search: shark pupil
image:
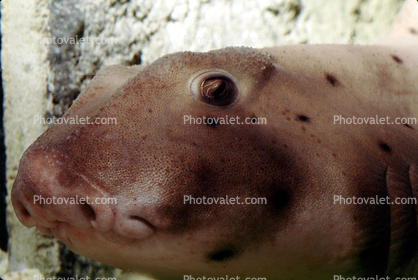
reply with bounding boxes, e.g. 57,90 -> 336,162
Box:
200,76 -> 236,106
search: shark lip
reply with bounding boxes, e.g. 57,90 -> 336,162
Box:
99,230 -> 137,244
46,221 -> 140,245
33,214 -> 153,245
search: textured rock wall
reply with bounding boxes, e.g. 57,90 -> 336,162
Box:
1,0 -> 403,279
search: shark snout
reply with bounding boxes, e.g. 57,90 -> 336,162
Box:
11,146 -> 155,243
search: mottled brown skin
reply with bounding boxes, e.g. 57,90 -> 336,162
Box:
11,0 -> 418,279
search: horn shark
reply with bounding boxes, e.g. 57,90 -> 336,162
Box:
11,0 -> 418,279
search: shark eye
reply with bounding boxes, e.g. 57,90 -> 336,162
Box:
190,72 -> 238,106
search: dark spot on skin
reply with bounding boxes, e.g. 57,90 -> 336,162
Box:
270,189 -> 290,211
283,144 -> 288,149
297,115 -> 310,122
326,73 -> 339,87
332,153 -> 337,158
410,28 -> 417,35
316,139 -> 321,144
148,108 -> 153,113
342,171 -> 347,176
310,134 -> 315,138
404,123 -> 413,129
391,55 -> 403,64
378,141 -> 391,153
250,114 -> 259,124
207,245 -> 238,262
286,116 -> 291,121
205,117 -> 218,127
301,126 -> 306,132
315,153 -> 320,157
195,162 -> 216,183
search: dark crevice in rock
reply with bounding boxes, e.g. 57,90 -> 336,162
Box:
0,6 -> 9,252
47,0 -> 98,120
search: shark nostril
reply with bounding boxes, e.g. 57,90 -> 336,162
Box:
80,203 -> 96,221
14,199 -> 30,217
17,202 -> 32,219
130,215 -> 156,229
12,199 -> 37,227
21,206 -> 31,218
